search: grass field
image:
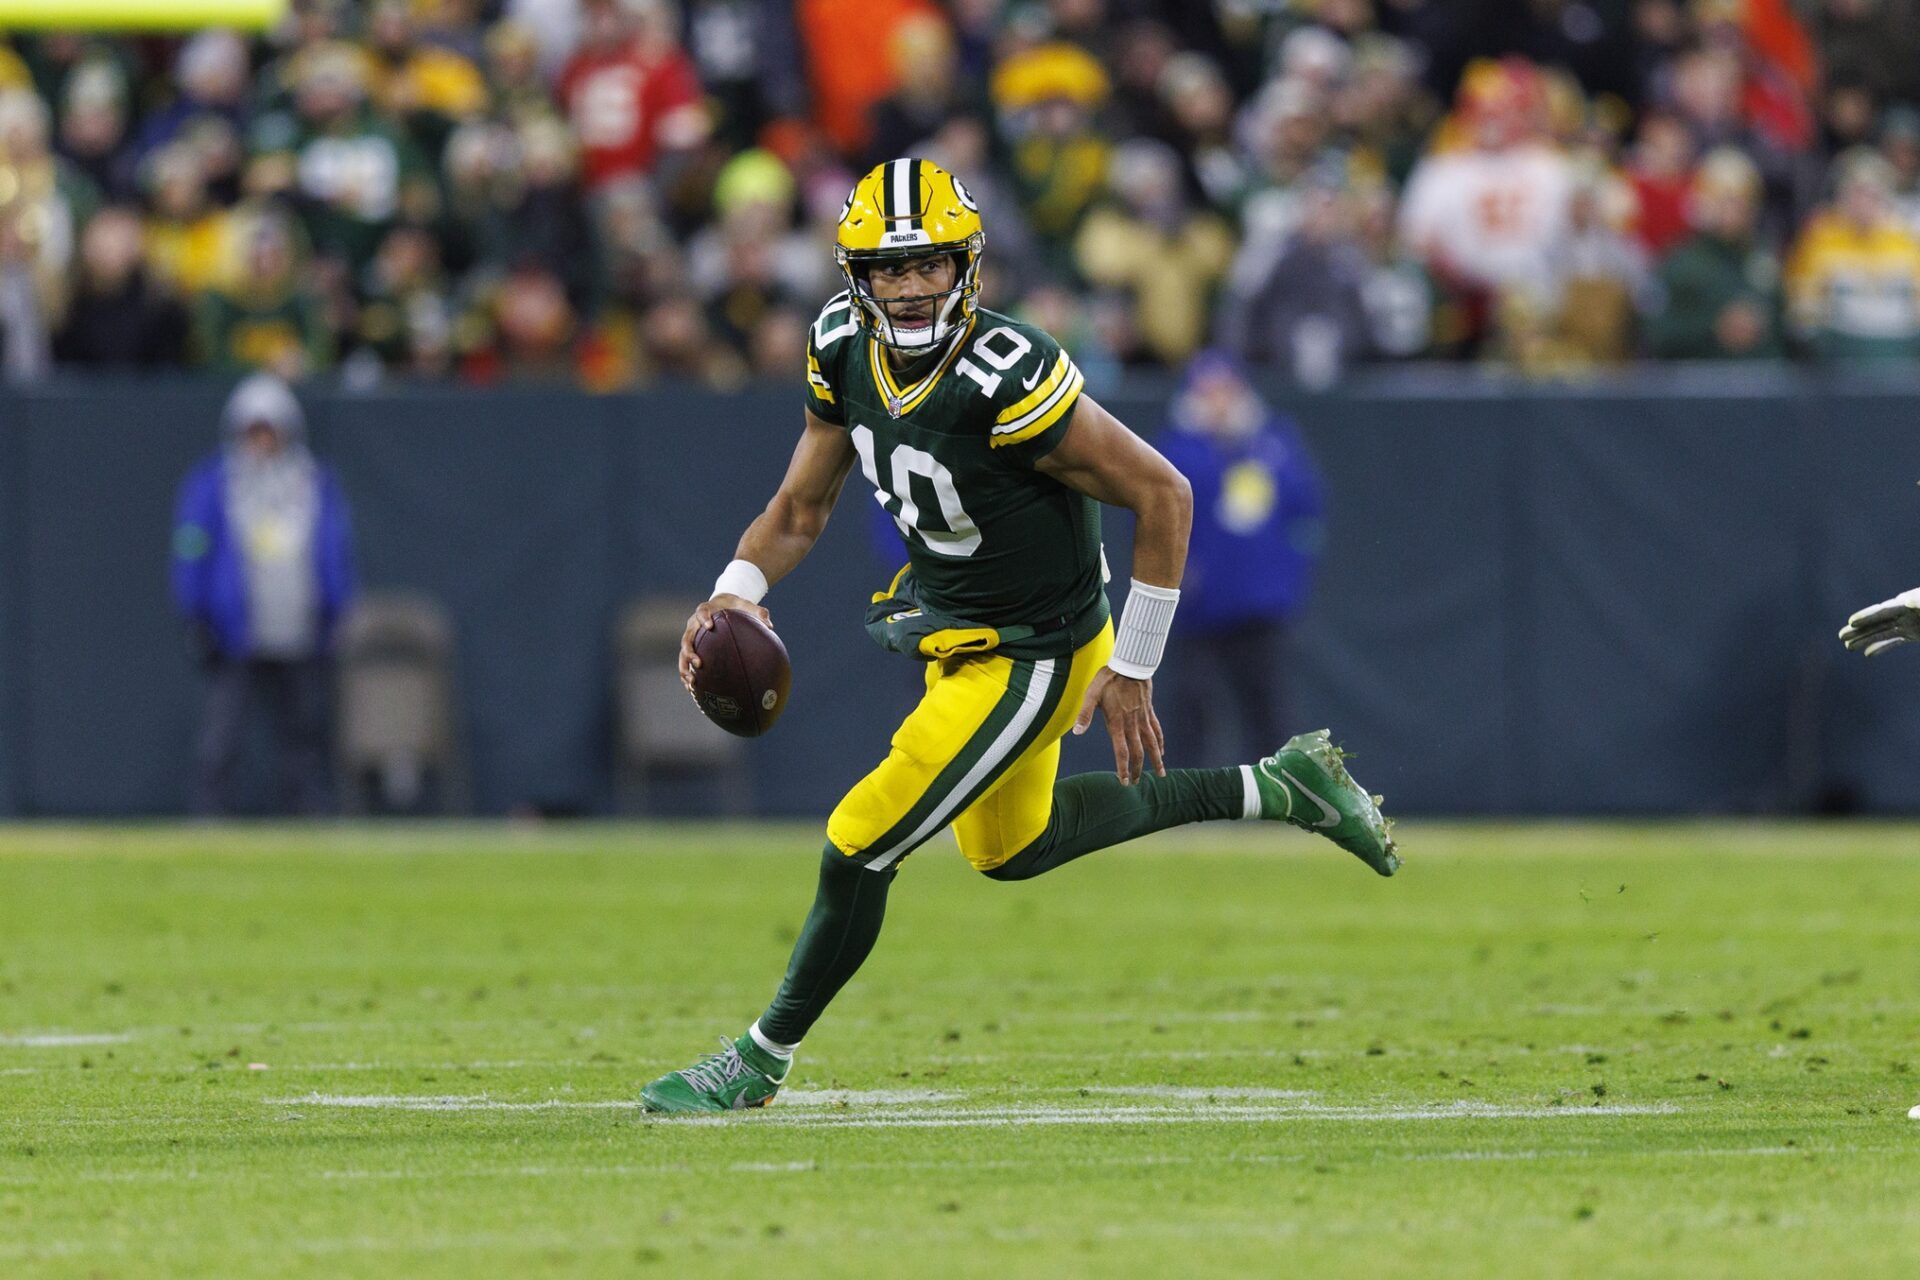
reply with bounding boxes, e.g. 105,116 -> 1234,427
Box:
1,821 -> 1917,1278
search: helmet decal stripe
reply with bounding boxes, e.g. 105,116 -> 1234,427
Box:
891,157 -> 911,225
908,158 -> 924,229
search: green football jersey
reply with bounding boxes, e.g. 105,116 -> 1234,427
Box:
804,296 -> 1108,649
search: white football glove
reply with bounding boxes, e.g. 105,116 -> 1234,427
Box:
1840,587 -> 1920,656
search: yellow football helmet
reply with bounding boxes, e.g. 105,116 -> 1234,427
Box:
834,157 -> 986,352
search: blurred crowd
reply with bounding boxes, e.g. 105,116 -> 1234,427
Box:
3,0 -> 1920,389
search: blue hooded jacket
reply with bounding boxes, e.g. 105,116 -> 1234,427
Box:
1154,351 -> 1325,631
171,375 -> 356,658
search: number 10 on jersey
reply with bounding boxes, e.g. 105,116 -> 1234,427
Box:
851,425 -> 982,558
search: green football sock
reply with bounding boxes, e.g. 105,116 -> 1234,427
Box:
755,769 -> 1244,1040
756,845 -> 896,1046
984,767 -> 1246,882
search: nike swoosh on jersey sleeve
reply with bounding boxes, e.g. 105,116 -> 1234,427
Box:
990,354 -> 1083,447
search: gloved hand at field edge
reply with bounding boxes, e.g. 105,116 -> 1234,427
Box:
1839,587 -> 1920,656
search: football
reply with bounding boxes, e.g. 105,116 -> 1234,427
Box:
690,608 -> 792,737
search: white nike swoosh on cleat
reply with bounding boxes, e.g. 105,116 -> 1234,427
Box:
1261,761 -> 1341,828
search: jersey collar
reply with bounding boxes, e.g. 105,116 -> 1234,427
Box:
868,316 -> 976,419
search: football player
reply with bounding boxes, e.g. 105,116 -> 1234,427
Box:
641,159 -> 1398,1114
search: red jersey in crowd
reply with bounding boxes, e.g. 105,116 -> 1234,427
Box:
1629,170 -> 1694,256
559,37 -> 702,189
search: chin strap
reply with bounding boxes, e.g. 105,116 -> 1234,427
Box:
926,287 -> 966,346
844,249 -> 979,351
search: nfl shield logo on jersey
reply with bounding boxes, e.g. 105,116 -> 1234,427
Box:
886,390 -> 905,418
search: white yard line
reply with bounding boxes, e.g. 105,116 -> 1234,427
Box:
0,1059 -> 588,1076
271,1094 -> 634,1112
1081,1086 -> 1315,1100
1033,1008 -> 1345,1024
922,1042 -> 1713,1064
269,1089 -> 1678,1129
269,1087 -> 963,1112
0,1032 -> 133,1047
248,1060 -> 560,1073
0,1044 -> 1754,1075
927,1048 -> 1322,1064
1411,1145 -> 1809,1164
0,1018 -> 528,1041
780,1088 -> 966,1106
666,1102 -> 1681,1130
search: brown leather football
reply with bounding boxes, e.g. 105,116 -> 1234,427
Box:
690,608 -> 792,737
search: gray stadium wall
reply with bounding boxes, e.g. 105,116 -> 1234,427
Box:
2,368 -> 1919,819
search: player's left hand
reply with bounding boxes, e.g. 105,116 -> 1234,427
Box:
1840,587 -> 1920,656
1073,668 -> 1165,785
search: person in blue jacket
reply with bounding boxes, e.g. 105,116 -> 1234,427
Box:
172,373 -> 356,815
1155,349 -> 1326,766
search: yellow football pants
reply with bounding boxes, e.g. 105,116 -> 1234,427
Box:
826,622 -> 1115,872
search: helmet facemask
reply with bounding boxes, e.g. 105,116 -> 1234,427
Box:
837,235 -> 985,353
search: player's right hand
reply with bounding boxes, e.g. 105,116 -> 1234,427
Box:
680,596 -> 773,689
1839,587 -> 1920,657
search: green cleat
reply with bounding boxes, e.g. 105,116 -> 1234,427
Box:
1253,729 -> 1400,877
640,1035 -> 789,1114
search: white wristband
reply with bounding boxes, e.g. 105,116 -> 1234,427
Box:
1108,578 -> 1179,680
712,558 -> 769,604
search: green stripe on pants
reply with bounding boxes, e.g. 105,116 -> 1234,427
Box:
862,655 -> 1067,871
